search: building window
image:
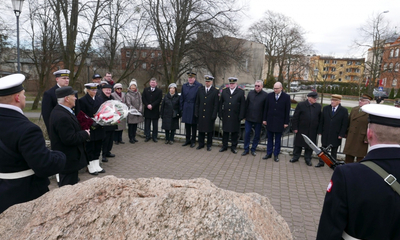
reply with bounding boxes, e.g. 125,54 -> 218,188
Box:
389,63 -> 394,71
345,76 -> 351,80
395,63 -> 399,72
126,51 -> 130,58
396,49 -> 399,58
355,69 -> 360,73
339,71 -> 343,75
142,52 -> 147,58
151,52 -> 155,58
354,76 -> 359,81
331,67 -> 336,72
323,67 -> 328,71
346,68 -> 351,72
392,79 -> 397,87
340,64 -> 344,67
133,51 -> 137,58
332,60 -> 337,64
331,75 -> 336,79
142,63 -> 146,69
158,53 -> 161,58
390,49 -> 394,58
151,64 -> 154,69
384,63 -> 388,71
355,61 -> 361,65
324,60 -> 330,64
347,61 -> 352,65
322,74 -> 327,79
338,78 -> 342,82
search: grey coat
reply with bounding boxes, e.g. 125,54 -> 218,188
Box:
111,91 -> 127,131
125,89 -> 144,124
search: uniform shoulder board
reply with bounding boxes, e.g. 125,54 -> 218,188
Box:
215,87 -> 219,90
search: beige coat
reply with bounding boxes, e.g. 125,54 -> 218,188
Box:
124,89 -> 144,124
111,91 -> 127,131
343,106 -> 369,157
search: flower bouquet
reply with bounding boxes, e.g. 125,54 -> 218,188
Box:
93,100 -> 129,126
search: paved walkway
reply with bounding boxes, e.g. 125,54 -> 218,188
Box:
49,132 -> 333,240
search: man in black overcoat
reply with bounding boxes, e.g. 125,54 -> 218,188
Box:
142,78 -> 163,142
242,80 -> 268,157
218,77 -> 245,154
317,104 -> 400,239
316,94 -> 348,167
0,74 -> 66,214
195,75 -> 219,151
41,69 -> 80,134
290,92 -> 321,166
49,87 -> 90,187
262,82 -> 291,162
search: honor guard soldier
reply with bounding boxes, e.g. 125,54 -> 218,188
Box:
317,104 -> 400,239
395,99 -> 400,108
195,75 -> 219,151
218,77 -> 245,154
0,74 -> 66,213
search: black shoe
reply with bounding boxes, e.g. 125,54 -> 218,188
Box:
262,154 -> 272,160
101,157 -> 108,162
169,141 -> 174,145
98,169 -> 106,173
219,147 -> 227,152
305,160 -> 312,166
114,141 -> 119,145
190,143 -> 196,148
231,148 -> 237,154
153,138 -> 158,143
106,153 -> 115,158
145,138 -> 150,142
241,151 -> 249,156
165,140 -> 169,144
133,138 -> 138,142
119,141 -> 125,144
251,151 -> 256,156
89,171 -> 98,176
129,139 -> 134,144
274,155 -> 279,162
182,142 -> 190,146
290,158 -> 299,163
207,147 -> 212,151
315,162 -> 324,168
196,145 -> 204,150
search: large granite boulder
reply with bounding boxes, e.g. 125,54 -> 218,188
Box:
0,176 -> 292,239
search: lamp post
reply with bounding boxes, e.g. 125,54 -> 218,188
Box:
11,0 -> 25,73
85,57 -> 91,83
313,68 -> 319,91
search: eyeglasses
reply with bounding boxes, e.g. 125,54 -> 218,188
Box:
116,88 -> 122,90
255,85 -> 261,87
273,88 -> 281,90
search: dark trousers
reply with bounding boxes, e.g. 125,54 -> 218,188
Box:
243,120 -> 262,152
128,123 -> 138,141
86,140 -> 102,161
345,154 -> 364,163
185,123 -> 197,144
102,131 -> 114,156
113,130 -> 123,142
318,146 -> 338,165
267,131 -> 282,156
293,146 -> 313,161
145,118 -> 158,140
222,131 -> 238,149
165,130 -> 176,141
198,131 -> 213,147
59,172 -> 79,187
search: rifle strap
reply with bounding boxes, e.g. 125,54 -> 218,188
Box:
361,161 -> 400,196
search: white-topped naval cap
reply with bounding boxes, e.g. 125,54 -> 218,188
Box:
53,69 -> 70,77
84,83 -> 98,89
362,104 -> 400,127
0,74 -> 25,96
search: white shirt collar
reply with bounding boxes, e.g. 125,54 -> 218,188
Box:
368,144 -> 400,152
58,103 -> 74,115
0,103 -> 24,115
230,87 -> 236,94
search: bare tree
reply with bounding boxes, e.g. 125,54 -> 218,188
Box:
143,0 -> 243,85
49,0 -> 109,87
249,10 -> 312,87
353,11 -> 396,94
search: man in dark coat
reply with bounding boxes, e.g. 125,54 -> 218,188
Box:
49,87 -> 90,187
343,93 -> 372,163
316,94 -> 348,167
142,78 -> 163,142
262,82 -> 291,162
180,72 -> 203,148
195,75 -> 219,151
242,80 -> 268,157
219,77 -> 245,154
290,92 -> 321,166
317,104 -> 400,240
41,69 -> 80,134
0,74 -> 66,214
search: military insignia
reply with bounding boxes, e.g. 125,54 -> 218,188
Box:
327,180 -> 333,192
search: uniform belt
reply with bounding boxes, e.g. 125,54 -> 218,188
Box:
0,169 -> 35,179
342,231 -> 362,240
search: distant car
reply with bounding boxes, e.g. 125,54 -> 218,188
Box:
299,85 -> 309,90
373,88 -> 388,98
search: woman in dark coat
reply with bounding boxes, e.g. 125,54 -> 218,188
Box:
160,83 -> 181,144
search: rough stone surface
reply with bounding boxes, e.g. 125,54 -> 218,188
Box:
0,176 -> 292,240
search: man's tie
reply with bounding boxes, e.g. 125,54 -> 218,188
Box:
206,88 -> 208,94
275,94 -> 278,101
332,107 -> 335,115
